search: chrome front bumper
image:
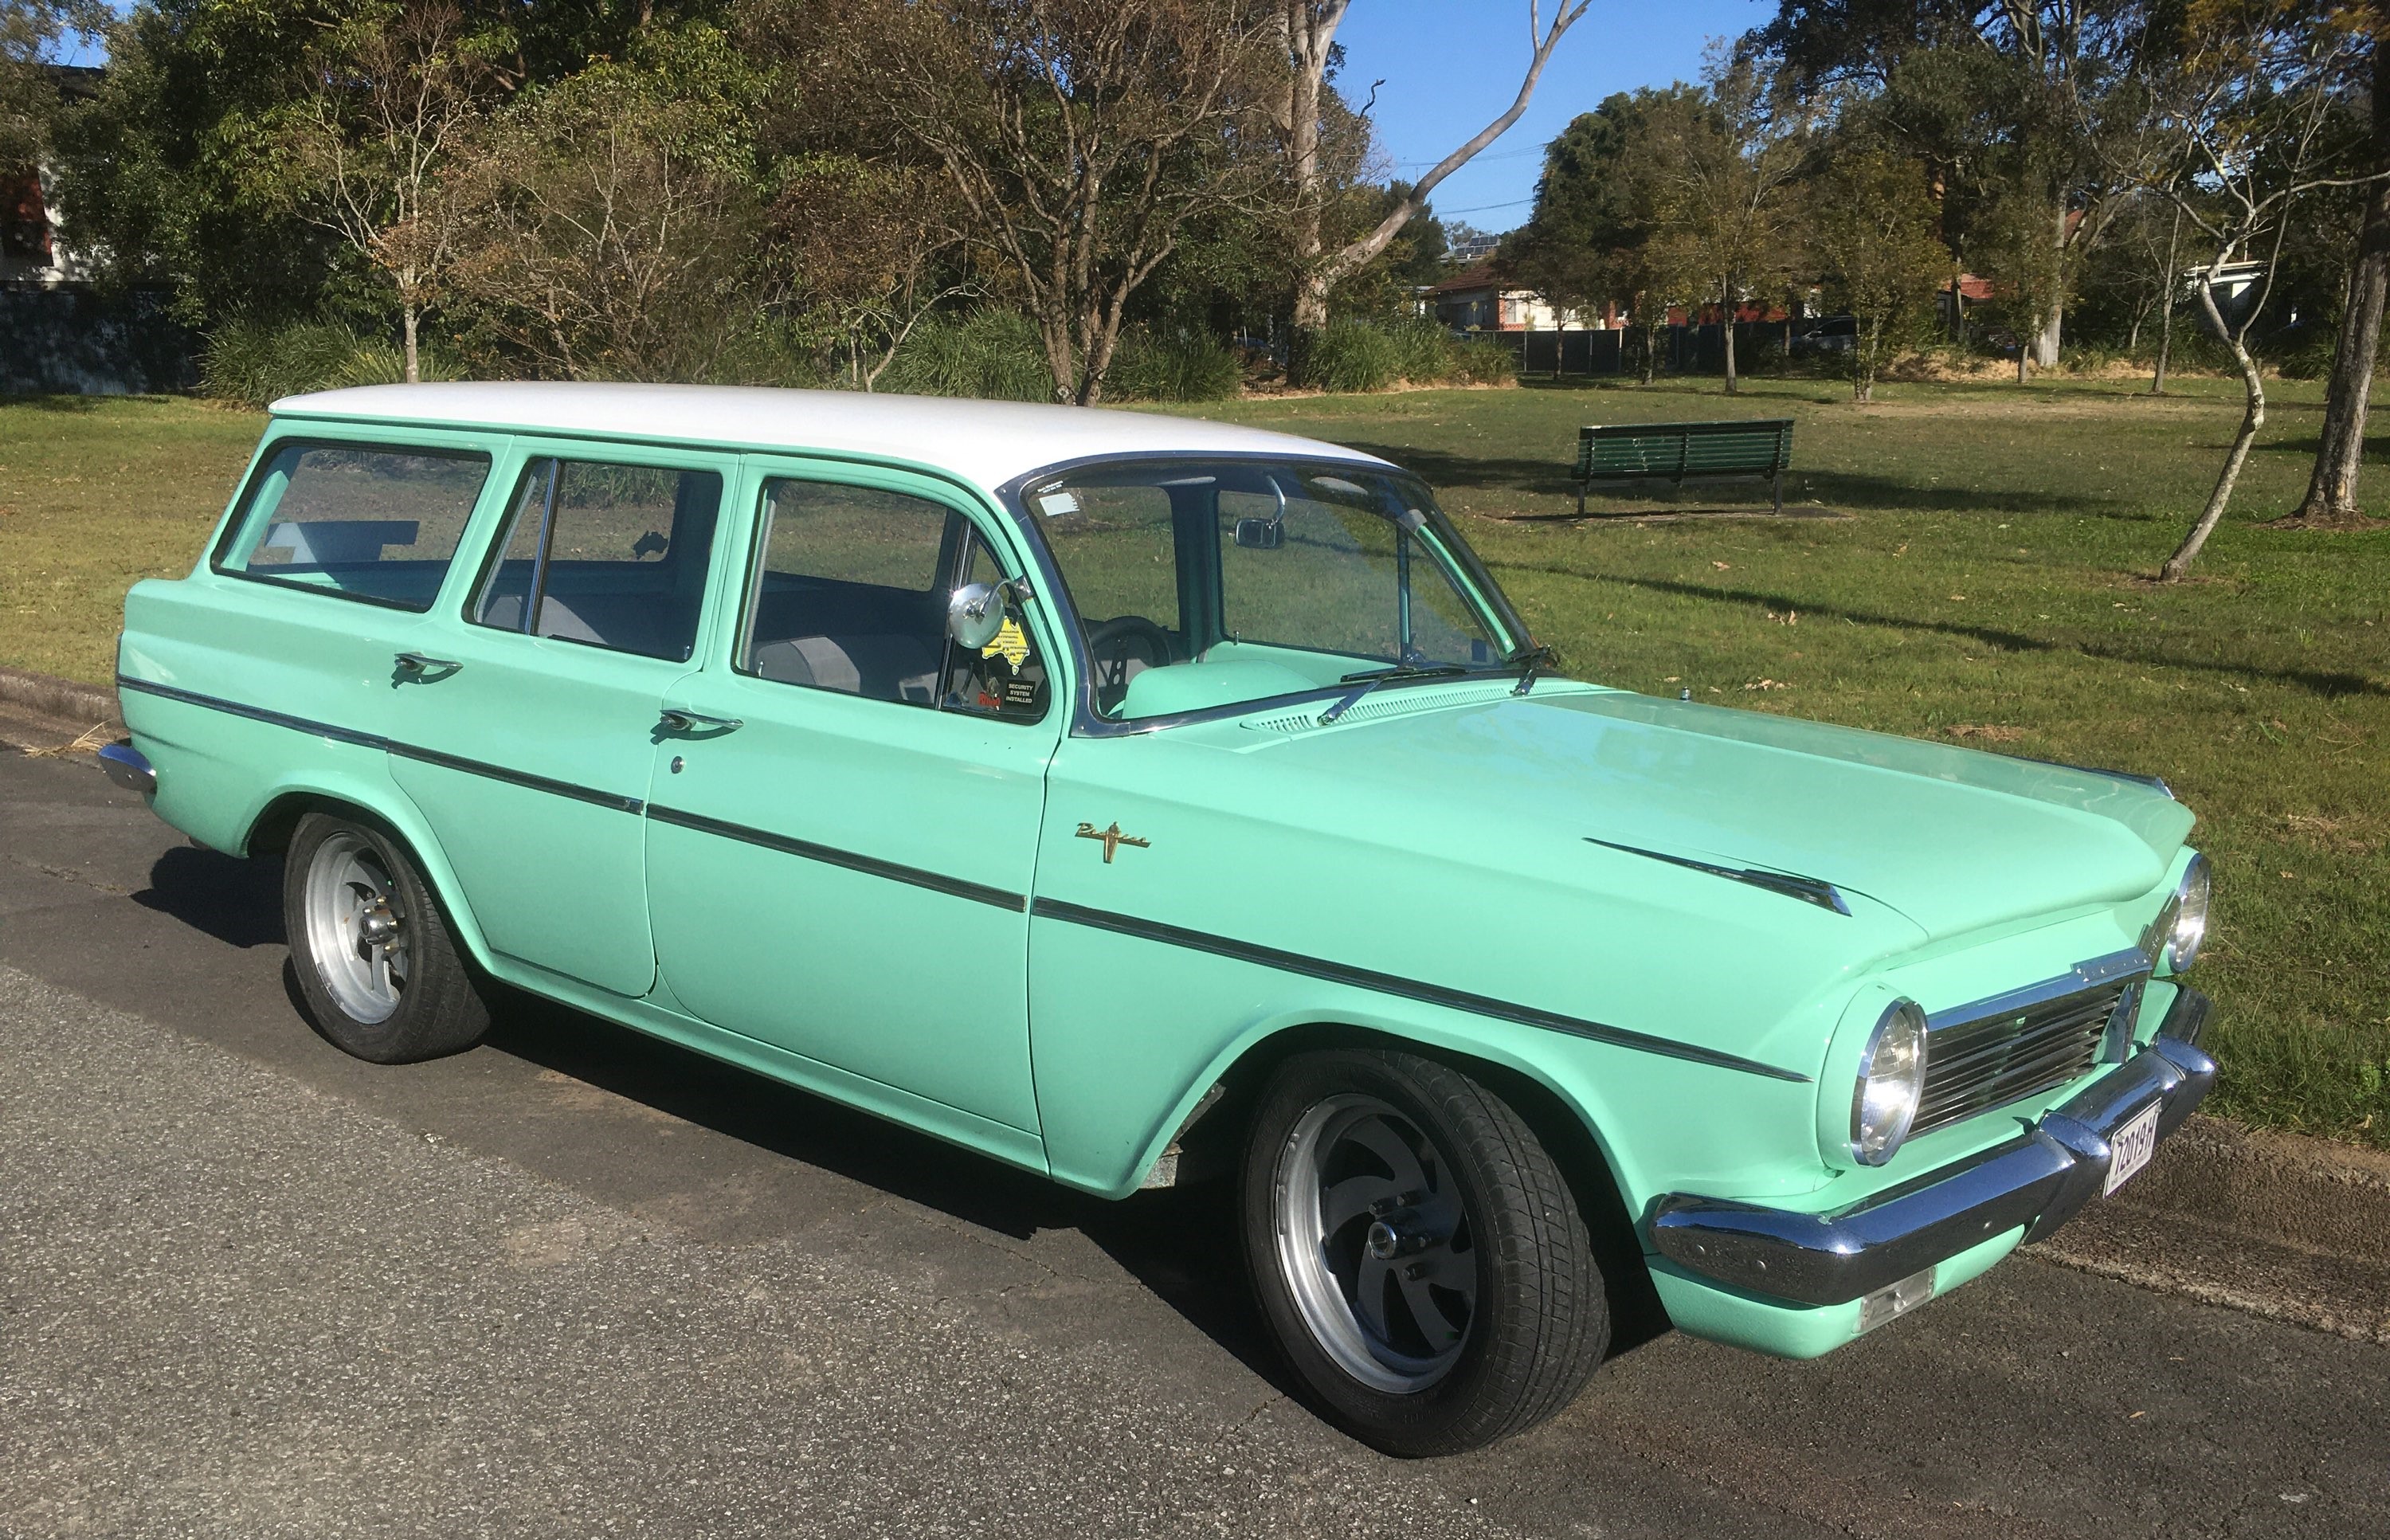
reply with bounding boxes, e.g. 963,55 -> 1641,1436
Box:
1651,988 -> 2216,1307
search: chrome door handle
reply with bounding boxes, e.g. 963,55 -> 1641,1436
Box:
394,652 -> 462,676
658,709 -> 743,734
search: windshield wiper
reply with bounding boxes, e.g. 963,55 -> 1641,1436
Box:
1317,663 -> 1472,724
1506,644 -> 1559,696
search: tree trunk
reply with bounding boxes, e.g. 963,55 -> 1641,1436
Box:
1289,270 -> 1330,387
2152,202 -> 2180,396
2161,288 -> 2265,582
2291,49 -> 2390,525
2032,200 -> 2066,368
1720,285 -> 1738,394
1854,315 -> 1875,402
402,304 -> 421,385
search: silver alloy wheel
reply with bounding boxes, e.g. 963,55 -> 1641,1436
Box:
304,831 -> 409,1025
1272,1092 -> 1479,1393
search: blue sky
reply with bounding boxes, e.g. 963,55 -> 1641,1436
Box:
1334,0 -> 1765,233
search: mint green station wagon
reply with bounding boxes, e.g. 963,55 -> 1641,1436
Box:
108,383 -> 2217,1455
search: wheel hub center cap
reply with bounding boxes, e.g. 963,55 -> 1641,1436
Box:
358,903 -> 399,944
1364,1220 -> 1401,1260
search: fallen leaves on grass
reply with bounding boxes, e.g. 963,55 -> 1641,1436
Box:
2284,813 -> 2383,854
1742,678 -> 1790,691
1765,609 -> 1799,625
1941,723 -> 2028,742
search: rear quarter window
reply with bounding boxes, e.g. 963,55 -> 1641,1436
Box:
214,442 -> 491,610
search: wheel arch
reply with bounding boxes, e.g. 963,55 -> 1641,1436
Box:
241,782 -> 496,973
1164,1018 -> 1668,1342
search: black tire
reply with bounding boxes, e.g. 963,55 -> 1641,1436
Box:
1240,1048 -> 1608,1456
283,810 -> 491,1064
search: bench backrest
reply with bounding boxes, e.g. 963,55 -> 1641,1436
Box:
1577,419 -> 1793,480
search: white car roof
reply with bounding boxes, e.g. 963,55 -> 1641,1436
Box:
270,382 -> 1394,492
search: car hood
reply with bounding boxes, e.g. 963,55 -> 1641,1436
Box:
1232,683 -> 2194,943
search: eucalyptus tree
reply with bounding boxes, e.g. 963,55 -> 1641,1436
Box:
1271,1 -> 1591,385
2292,35 -> 2389,527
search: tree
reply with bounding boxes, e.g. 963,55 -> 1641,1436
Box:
1271,1 -> 1590,385
2106,0 -> 2379,581
1644,53 -> 1813,394
1752,1 -> 2141,370
1,1 -> 99,170
445,25 -> 782,382
2291,34 -> 2390,527
775,159 -> 977,390
819,0 -> 1276,406
1503,86 -> 1706,382
268,2 -> 503,382
1810,143 -> 1950,399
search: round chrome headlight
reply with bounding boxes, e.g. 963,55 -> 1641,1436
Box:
2161,854 -> 2211,974
1850,999 -> 1928,1166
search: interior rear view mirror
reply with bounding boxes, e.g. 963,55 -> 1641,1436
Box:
1233,517 -> 1284,550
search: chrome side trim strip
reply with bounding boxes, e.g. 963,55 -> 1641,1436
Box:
1584,837 -> 1851,915
387,742 -> 643,815
1030,896 -> 1812,1083
117,675 -> 644,815
1650,989 -> 2217,1307
118,675 -> 384,749
645,804 -> 1028,913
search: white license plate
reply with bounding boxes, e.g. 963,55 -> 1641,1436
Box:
2103,1103 -> 2162,1196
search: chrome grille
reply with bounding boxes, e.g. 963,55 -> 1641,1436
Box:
1914,970 -> 2142,1138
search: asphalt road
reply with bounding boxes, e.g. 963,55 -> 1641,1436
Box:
2,746 -> 2384,1539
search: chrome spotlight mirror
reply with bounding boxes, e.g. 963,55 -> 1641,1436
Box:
947,581 -> 1010,650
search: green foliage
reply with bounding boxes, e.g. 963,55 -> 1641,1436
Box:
1310,317 -> 1513,394
197,315 -> 455,407
1809,145 -> 1953,400
1110,327 -> 1243,402
878,311 -> 1052,402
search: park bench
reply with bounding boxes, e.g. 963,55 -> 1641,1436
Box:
1575,418 -> 1795,515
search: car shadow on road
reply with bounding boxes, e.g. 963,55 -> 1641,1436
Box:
131,844 -> 285,948
478,988 -> 1298,1393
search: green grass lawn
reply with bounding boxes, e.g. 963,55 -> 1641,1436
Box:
5,378 -> 2386,1146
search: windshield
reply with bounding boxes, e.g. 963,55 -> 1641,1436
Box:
1018,457 -> 1527,722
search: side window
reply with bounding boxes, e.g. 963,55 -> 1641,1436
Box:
470,457 -> 722,662
739,477 -> 1047,719
215,443 -> 489,610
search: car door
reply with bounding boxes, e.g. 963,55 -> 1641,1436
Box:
386,441 -> 732,997
641,460 -> 1062,1134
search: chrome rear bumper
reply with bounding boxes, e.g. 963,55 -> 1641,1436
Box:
98,740 -> 156,796
1651,988 -> 2215,1307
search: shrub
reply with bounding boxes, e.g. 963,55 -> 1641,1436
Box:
1310,316 -> 1516,393
199,318 -> 453,408
1308,318 -> 1403,393
1110,327 -> 1242,402
879,310 -> 1052,401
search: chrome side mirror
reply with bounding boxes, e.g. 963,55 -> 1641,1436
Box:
947,580 -> 1017,650
1232,517 -> 1283,550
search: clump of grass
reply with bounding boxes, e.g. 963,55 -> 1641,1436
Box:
878,311 -> 1054,402
199,318 -> 455,408
1111,327 -> 1243,402
1311,317 -> 1514,393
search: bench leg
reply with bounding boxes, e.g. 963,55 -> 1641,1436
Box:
1577,481 -> 1586,517
1772,468 -> 1784,516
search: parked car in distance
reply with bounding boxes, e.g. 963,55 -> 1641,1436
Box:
108,383 -> 2218,1456
1790,315 -> 1859,355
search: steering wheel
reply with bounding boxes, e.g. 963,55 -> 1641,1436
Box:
1083,614 -> 1177,707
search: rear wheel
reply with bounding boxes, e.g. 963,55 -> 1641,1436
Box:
284,812 -> 490,1063
1242,1048 -> 1608,1456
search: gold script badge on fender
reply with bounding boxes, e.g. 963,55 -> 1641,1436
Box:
1074,821 -> 1151,864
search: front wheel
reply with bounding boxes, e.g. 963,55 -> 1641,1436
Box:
1241,1048 -> 1608,1456
284,811 -> 492,1064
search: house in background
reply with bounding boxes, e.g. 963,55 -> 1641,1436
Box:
2,64 -> 100,287
1424,265 -> 1588,333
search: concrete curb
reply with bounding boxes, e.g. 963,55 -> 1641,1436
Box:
2110,1113 -> 2390,1266
0,664 -> 120,731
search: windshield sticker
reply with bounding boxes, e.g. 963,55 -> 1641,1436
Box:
1036,490 -> 1080,516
